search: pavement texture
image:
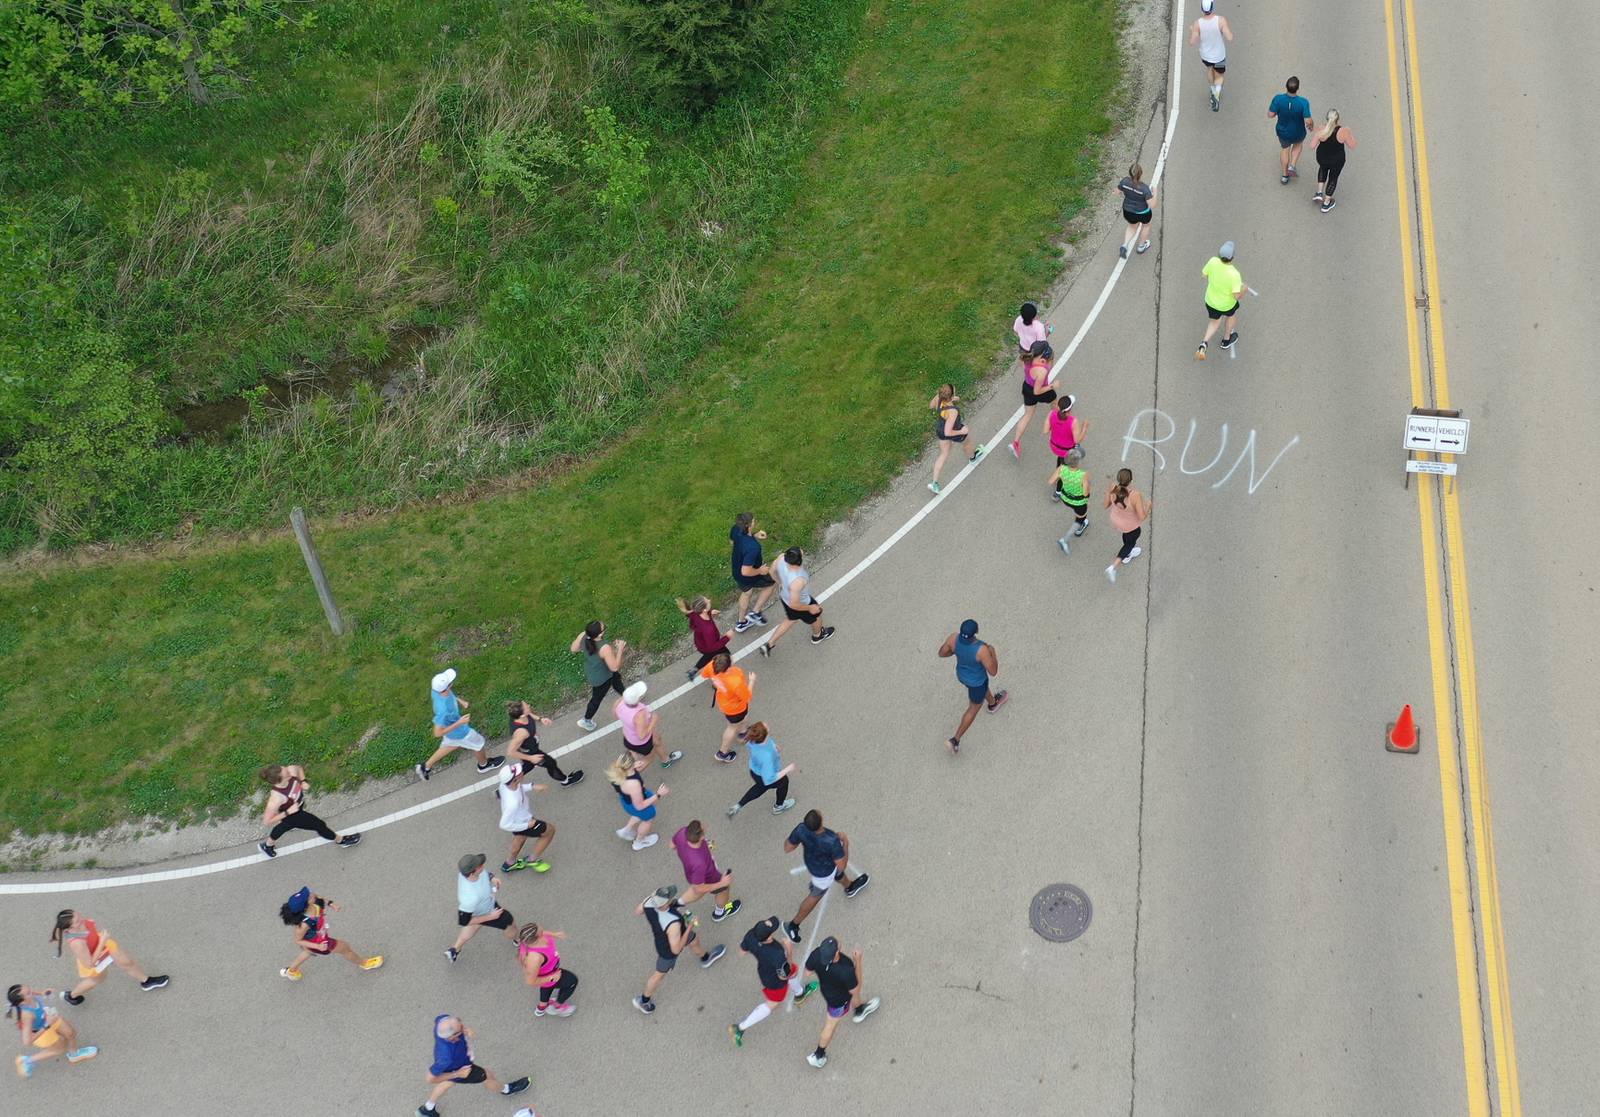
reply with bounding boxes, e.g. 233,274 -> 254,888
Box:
2,1 -> 1593,1115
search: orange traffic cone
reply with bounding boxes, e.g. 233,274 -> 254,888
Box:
1386,704 -> 1420,754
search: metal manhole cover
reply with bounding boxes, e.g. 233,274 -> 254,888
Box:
1030,883 -> 1092,942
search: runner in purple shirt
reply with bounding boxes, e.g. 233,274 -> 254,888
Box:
672,819 -> 741,922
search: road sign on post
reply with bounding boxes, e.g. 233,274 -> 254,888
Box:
1402,407 -> 1468,490
290,506 -> 347,636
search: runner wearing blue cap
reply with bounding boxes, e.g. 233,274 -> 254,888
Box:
937,620 -> 1009,754
277,887 -> 383,981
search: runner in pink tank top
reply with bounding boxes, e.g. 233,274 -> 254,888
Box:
517,923 -> 578,1017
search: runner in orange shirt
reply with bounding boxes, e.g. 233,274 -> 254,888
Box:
700,651 -> 756,764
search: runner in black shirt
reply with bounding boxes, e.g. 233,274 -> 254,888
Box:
729,916 -> 818,1048
802,936 -> 879,1067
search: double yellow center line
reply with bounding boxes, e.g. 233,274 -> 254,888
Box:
1383,0 -> 1521,1112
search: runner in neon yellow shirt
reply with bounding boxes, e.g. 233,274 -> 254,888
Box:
1196,241 -> 1253,359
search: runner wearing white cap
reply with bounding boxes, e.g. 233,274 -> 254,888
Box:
416,668 -> 503,781
615,680 -> 683,770
1189,0 -> 1233,112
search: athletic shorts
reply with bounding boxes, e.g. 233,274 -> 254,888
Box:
827,1001 -> 851,1019
1201,57 -> 1226,73
440,728 -> 487,752
808,870 -> 840,897
724,709 -> 748,725
782,600 -> 820,623
1278,134 -> 1306,150
1124,209 -> 1152,225
1206,301 -> 1239,319
33,1024 -> 64,1049
622,800 -> 657,821
735,573 -> 775,590
75,937 -> 121,979
624,737 -> 655,758
1022,382 -> 1057,407
1063,500 -> 1089,518
964,681 -> 991,705
458,907 -> 513,929
304,938 -> 338,956
512,820 -> 548,839
762,985 -> 789,1004
451,1064 -> 487,1085
655,954 -> 678,974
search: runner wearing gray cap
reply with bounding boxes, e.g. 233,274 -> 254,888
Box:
445,854 -> 516,963
937,620 -> 1008,755
633,885 -> 726,1015
417,668 -> 503,781
1197,242 -> 1254,360
803,936 -> 880,1067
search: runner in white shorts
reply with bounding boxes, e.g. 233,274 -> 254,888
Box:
417,668 -> 504,781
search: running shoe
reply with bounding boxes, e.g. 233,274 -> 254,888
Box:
1074,518 -> 1088,537
1280,174 -> 1290,185
615,827 -> 635,840
702,944 -> 727,968
65,1046 -> 98,1064
1126,547 -> 1144,562
1219,332 -> 1237,350
793,979 -> 819,1005
1209,91 -> 1219,112
280,967 -> 304,981
1105,563 -> 1118,583
477,756 -> 505,772
545,1002 -> 576,1018
336,834 -> 361,847
730,1023 -> 745,1048
1057,536 -> 1071,555
360,956 -> 384,971
927,481 -> 941,495
1312,192 -> 1324,203
414,762 -> 431,781
948,737 -> 961,755
784,921 -> 801,944
750,611 -> 769,626
503,1077 -> 531,1096
1009,439 -> 1021,459
758,644 -> 773,658
844,874 -> 871,898
659,749 -> 684,767
852,996 -> 881,1023
713,899 -> 743,922
528,859 -> 551,873
1287,164 -> 1298,177
560,771 -> 585,786
445,947 -> 460,963
1195,342 -> 1208,360
576,718 -> 597,732
62,992 -> 84,1006
734,617 -> 754,633
1119,244 -> 1129,259
986,690 -> 1010,714
811,626 -> 836,644
970,445 -> 986,463
634,995 -> 656,1015
1321,198 -> 1336,213
632,834 -> 660,851
685,668 -> 698,681
808,1051 -> 829,1068
258,841 -> 277,859
504,858 -> 529,872
714,750 -> 738,764
139,975 -> 170,990
533,1003 -> 548,1017
1137,240 -> 1152,254
16,1054 -> 34,1078
726,802 -> 744,817
773,797 -> 797,814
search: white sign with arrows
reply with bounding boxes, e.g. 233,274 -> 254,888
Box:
1404,414 -> 1469,453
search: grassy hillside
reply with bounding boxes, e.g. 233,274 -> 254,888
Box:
0,0 -> 1122,843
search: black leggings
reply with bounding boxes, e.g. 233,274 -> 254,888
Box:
268,809 -> 336,843
737,772 -> 790,808
539,969 -> 578,1006
583,672 -> 624,720
692,647 -> 728,671
524,748 -> 569,782
1317,160 -> 1343,196
1117,527 -> 1142,561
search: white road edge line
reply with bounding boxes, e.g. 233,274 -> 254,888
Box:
0,3 -> 1185,897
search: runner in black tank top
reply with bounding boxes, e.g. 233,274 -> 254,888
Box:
257,763 -> 362,857
1312,110 -> 1354,213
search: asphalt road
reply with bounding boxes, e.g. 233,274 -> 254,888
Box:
2,1 -> 1591,1114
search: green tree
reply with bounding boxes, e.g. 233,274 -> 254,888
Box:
604,0 -> 775,112
0,0 -> 312,111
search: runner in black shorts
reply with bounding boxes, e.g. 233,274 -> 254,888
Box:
1010,340 -> 1056,460
761,547 -> 834,656
730,512 -> 776,632
446,854 -> 516,963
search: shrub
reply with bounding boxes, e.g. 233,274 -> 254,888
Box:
605,0 -> 776,112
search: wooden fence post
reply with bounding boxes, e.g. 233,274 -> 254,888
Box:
290,506 -> 347,636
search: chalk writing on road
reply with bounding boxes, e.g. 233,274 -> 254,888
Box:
1120,408 -> 1301,494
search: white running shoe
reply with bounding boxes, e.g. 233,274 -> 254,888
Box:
1127,547 -> 1143,561
632,834 -> 660,851
1105,564 -> 1118,583
577,718 -> 597,732
615,827 -> 635,840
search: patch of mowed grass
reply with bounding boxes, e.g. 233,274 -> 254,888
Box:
0,0 -> 1121,837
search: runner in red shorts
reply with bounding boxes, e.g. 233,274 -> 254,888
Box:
728,916 -> 817,1048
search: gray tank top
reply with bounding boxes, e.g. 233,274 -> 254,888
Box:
583,645 -> 612,686
775,558 -> 812,606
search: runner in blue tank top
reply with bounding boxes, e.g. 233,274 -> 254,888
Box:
936,619 -> 1009,754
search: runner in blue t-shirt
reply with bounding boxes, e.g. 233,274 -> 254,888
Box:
1267,76 -> 1314,184
782,809 -> 870,944
418,1014 -> 528,1115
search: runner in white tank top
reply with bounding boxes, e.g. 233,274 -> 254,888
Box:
1189,1 -> 1234,111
